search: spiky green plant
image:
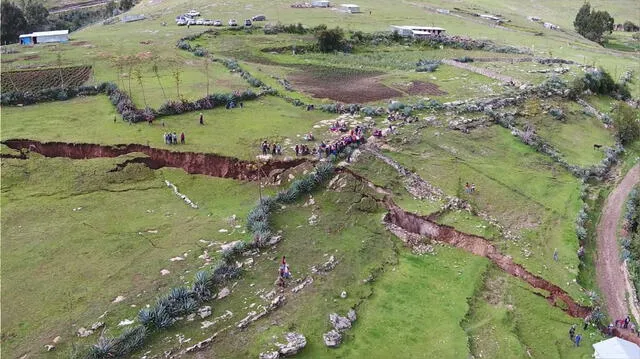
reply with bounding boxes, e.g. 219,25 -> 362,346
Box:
113,326 -> 146,356
276,189 -> 297,203
138,308 -> 154,327
87,336 -> 116,358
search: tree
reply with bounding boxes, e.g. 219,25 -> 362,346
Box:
133,67 -> 146,106
151,62 -> 167,101
172,67 -> 182,99
613,103 -> 640,145
1,1 -> 28,44
23,0 -> 49,32
105,0 -> 116,17
623,21 -> 639,32
573,2 -> 614,44
120,0 -> 135,11
316,27 -> 344,53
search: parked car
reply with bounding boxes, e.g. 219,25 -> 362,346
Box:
228,19 -> 238,26
251,14 -> 266,21
202,19 -> 214,26
195,19 -> 204,25
187,19 -> 196,26
213,20 -> 222,26
244,19 -> 252,27
176,19 -> 187,26
186,9 -> 200,17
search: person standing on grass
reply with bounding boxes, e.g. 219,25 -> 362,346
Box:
553,248 -> 559,262
180,132 -> 185,144
199,113 -> 204,125
574,334 -> 582,347
569,324 -> 576,341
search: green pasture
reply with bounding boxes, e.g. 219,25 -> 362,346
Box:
384,124 -> 585,300
0,95 -> 337,159
517,98 -> 616,167
0,155 -> 260,358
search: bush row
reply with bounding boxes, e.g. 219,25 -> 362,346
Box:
1,82 -> 111,106
416,59 -> 441,72
247,162 -> 335,246
621,186 -> 640,298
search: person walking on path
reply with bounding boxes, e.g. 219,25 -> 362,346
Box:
574,334 -> 582,347
199,113 -> 204,125
180,132 -> 185,144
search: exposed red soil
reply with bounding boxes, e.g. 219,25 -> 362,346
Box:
288,69 -> 402,103
1,66 -> 92,92
404,81 -> 447,96
2,139 -> 309,181
383,199 -> 591,317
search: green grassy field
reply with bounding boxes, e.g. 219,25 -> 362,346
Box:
0,95 -> 338,159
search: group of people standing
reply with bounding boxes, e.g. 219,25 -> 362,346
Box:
262,141 -> 283,156
464,182 -> 476,194
164,132 -> 185,145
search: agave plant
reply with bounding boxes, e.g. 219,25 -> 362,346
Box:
275,189 -> 297,204
153,305 -> 173,329
112,326 -> 147,356
87,336 -> 116,359
138,308 -> 154,327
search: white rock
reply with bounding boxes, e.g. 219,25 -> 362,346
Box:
170,256 -> 185,262
200,320 -> 215,329
219,229 -> 229,233
118,319 -> 134,326
52,336 -> 61,344
44,344 -> 56,352
198,306 -> 212,319
112,295 -> 126,303
340,291 -> 347,299
217,287 -> 230,299
160,269 -> 171,276
76,327 -> 93,337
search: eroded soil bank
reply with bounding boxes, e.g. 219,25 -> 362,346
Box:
2,139 -> 308,181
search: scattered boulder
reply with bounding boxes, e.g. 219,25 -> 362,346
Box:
201,320 -> 215,329
112,295 -> 126,303
308,214 -> 318,226
186,313 -> 196,321
340,291 -> 347,299
90,321 -> 104,331
44,344 -> 56,352
259,351 -> 280,359
291,277 -> 314,293
198,306 -> 212,319
347,309 -> 357,322
77,327 -> 93,337
277,332 -> 307,356
185,336 -> 214,353
52,336 -> 61,344
329,313 -> 351,331
311,255 -> 338,274
160,269 -> 171,276
217,287 -> 231,299
323,330 -> 342,348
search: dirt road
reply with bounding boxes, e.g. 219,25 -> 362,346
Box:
597,163 -> 640,324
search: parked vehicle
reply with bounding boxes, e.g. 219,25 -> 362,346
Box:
202,19 -> 214,26
186,9 -> 200,17
228,19 -> 238,26
177,19 -> 187,26
251,14 -> 266,21
195,19 -> 204,25
187,19 -> 196,26
213,20 -> 222,26
244,19 -> 252,27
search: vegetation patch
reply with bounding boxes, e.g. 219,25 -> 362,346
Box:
1,65 -> 92,92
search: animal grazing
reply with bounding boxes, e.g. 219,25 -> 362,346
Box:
593,144 -> 602,150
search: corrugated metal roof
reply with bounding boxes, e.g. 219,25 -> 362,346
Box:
19,30 -> 69,38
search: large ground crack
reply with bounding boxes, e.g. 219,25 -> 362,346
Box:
1,139 -> 310,181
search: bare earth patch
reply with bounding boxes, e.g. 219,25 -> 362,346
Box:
404,81 -> 447,96
288,67 -> 401,103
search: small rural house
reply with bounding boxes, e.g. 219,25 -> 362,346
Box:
390,25 -> 446,38
19,30 -> 68,45
592,337 -> 640,359
543,22 -> 559,30
312,0 -> 330,7
340,4 -> 360,13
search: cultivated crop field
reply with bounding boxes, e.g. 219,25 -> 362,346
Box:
1,0 -> 639,358
0,66 -> 92,92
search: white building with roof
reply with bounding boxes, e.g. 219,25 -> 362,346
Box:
312,0 -> 330,7
340,4 -> 360,13
390,25 -> 446,38
593,337 -> 640,359
19,30 -> 69,45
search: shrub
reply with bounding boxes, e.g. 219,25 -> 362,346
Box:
549,108 -> 565,120
454,56 -> 474,63
317,27 -> 346,52
416,59 -> 441,72
193,47 -> 208,57
613,102 -> 640,144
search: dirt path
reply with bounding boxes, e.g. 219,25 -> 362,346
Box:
597,163 -> 640,323
441,59 -> 522,86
